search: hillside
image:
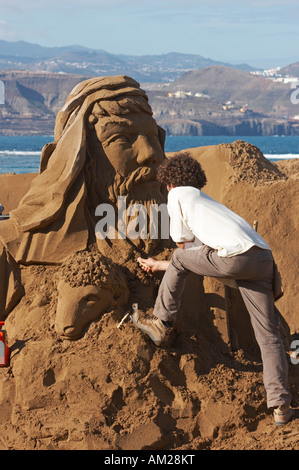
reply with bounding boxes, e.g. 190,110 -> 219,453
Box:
0,70 -> 88,135
167,66 -> 297,115
280,62 -> 299,78
0,66 -> 299,136
148,66 -> 299,136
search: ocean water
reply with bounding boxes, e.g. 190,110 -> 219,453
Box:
0,135 -> 298,174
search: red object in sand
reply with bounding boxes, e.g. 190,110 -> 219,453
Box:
0,321 -> 10,367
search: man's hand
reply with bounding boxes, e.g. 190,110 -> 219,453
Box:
137,257 -> 170,273
176,242 -> 185,249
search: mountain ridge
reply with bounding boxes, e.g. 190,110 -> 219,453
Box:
0,65 -> 298,136
0,40 -> 298,136
0,39 -> 257,83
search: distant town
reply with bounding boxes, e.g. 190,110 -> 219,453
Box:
0,40 -> 298,135
251,67 -> 299,85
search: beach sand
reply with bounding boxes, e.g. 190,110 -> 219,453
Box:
0,141 -> 298,450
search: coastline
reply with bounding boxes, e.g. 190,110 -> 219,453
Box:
0,135 -> 298,175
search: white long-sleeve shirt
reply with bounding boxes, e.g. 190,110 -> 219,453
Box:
167,186 -> 270,257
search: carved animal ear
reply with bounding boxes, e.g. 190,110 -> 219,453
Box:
112,284 -> 129,307
112,291 -> 123,304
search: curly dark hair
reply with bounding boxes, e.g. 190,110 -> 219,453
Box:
157,152 -> 207,189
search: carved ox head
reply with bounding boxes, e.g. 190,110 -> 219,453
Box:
55,249 -> 128,340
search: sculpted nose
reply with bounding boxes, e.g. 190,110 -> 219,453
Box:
136,135 -> 162,166
62,325 -> 78,339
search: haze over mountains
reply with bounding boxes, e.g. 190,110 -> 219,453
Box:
0,40 -> 298,136
0,39 -> 256,83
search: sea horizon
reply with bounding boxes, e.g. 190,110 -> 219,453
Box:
0,134 -> 298,174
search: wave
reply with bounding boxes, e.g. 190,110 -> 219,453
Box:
0,150 -> 298,161
265,154 -> 299,160
0,150 -> 41,156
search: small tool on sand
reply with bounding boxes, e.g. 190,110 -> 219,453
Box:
117,303 -> 138,329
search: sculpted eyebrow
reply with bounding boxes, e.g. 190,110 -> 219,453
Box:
101,121 -> 136,141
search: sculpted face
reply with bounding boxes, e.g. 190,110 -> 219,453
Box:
86,105 -> 167,252
55,280 -> 113,340
55,251 -> 129,340
99,113 -> 164,174
90,111 -> 166,203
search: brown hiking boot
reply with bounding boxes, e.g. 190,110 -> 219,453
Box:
273,406 -> 294,427
132,310 -> 173,347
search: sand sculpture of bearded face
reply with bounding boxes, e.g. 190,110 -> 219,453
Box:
84,94 -> 167,255
0,76 -> 168,323
55,250 -> 128,340
3,75 -> 168,265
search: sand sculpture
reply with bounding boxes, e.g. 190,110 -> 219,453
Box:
55,249 -> 128,340
0,130 -> 298,449
0,76 -> 169,335
0,75 -> 298,450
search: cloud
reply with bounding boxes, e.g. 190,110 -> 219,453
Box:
0,0 -> 137,10
1,0 -> 298,17
0,0 -> 297,61
1,0 -> 297,8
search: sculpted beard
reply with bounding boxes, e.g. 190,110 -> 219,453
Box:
109,165 -> 166,204
110,166 -> 168,250
85,160 -> 168,250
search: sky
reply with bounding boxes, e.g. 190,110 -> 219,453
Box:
0,0 -> 298,69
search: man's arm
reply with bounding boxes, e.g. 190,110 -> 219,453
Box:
137,238 -> 194,273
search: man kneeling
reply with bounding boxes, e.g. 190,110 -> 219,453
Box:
133,152 -> 293,427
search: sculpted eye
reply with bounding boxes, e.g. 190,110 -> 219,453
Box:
84,294 -> 100,303
109,134 -> 130,145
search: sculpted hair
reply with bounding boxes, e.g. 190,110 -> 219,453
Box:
157,152 -> 207,190
60,248 -> 126,291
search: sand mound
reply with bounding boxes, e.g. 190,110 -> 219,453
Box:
226,140 -> 285,183
1,265 -> 298,450
0,140 -> 298,450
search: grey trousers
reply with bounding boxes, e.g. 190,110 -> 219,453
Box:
153,245 -> 291,409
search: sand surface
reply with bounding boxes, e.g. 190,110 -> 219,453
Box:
0,141 -> 298,450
